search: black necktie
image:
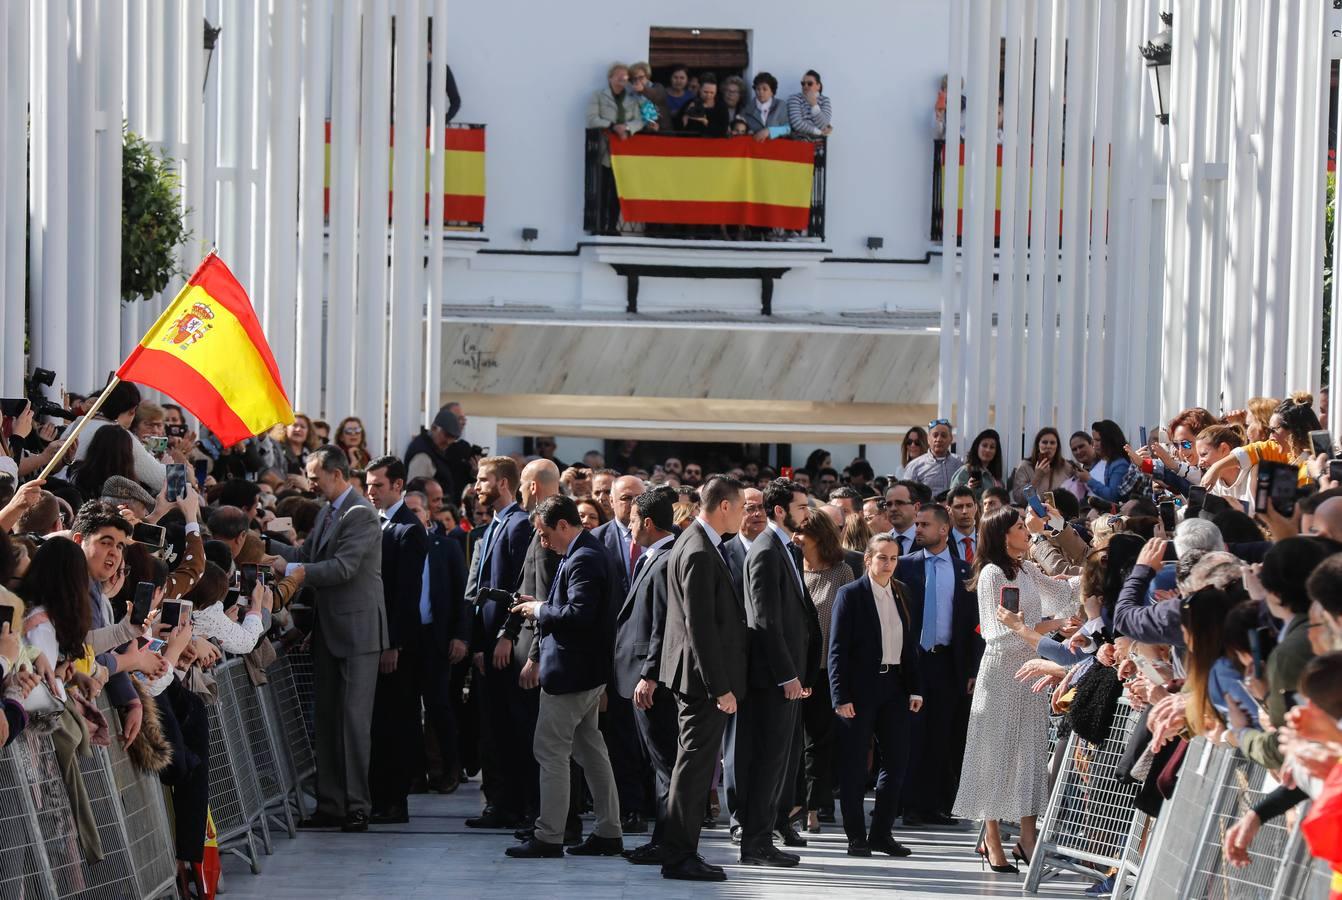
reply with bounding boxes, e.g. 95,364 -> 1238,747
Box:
718,541 -> 732,567
896,534 -> 907,554
632,553 -> 648,583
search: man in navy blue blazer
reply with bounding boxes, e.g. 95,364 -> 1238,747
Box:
465,456 -> 536,830
505,495 -> 623,859
592,474 -> 649,833
829,534 -> 923,857
897,505 -> 982,827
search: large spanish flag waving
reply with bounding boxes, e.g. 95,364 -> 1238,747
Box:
608,134 -> 816,229
117,253 -> 294,446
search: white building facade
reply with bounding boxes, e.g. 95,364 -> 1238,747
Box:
2,0 -> 1338,472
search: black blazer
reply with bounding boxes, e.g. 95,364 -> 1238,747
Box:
424,530 -> 470,655
381,502 -> 428,650
473,503 -> 535,651
828,575 -> 923,704
536,529 -> 615,694
896,548 -> 983,689
593,519 -> 634,599
743,528 -> 810,691
659,520 -> 748,700
613,540 -> 674,699
721,535 -> 748,607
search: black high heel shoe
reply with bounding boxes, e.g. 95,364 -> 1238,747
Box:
1013,842 -> 1031,866
979,851 -> 1019,875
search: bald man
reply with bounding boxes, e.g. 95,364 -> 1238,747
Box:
590,474 -> 650,832
1309,497 -> 1342,542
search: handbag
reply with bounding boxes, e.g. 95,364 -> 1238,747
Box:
5,659 -> 64,733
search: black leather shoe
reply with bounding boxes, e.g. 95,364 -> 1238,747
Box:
740,848 -> 799,868
298,811 -> 344,829
341,811 -> 369,833
466,808 -> 524,829
729,825 -> 742,844
924,812 -> 960,827
566,834 -> 624,857
623,843 -> 666,865
621,812 -> 648,834
369,804 -> 409,825
817,810 -> 836,824
662,855 -> 727,881
563,818 -> 583,847
770,846 -> 801,864
701,812 -> 719,829
778,824 -> 808,847
505,838 -> 564,859
869,836 -> 913,857
901,813 -> 927,828
847,841 -> 872,857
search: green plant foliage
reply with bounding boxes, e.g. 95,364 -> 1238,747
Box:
121,127 -> 190,303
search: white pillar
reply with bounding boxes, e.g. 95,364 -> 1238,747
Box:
296,0 -> 332,417
1,2 -> 30,389
424,0 -> 449,430
263,0 -> 301,403
325,0 -> 361,423
937,0 -> 964,421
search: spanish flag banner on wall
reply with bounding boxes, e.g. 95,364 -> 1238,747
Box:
609,135 -> 815,229
116,253 -> 294,446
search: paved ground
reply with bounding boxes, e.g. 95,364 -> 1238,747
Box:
219,781 -> 1094,898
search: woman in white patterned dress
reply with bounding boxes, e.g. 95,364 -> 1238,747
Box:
953,506 -> 1079,873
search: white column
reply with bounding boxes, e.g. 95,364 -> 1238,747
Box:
296,0 -> 331,417
1,2 -> 30,389
95,0 -> 125,380
1221,0 -> 1260,410
1039,0 -> 1068,429
263,0 -> 300,401
354,0 -> 392,452
1246,0 -> 1281,397
424,0 -> 448,429
325,0 -> 361,424
1262,2 -> 1299,396
958,0 -> 996,436
387,0 -> 426,455
1084,0 -> 1116,422
1286,0 -> 1326,395
995,0 -> 1030,462
937,0 -> 964,421
1024,0 -> 1057,435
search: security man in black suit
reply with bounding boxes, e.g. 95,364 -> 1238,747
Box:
364,456 -> 429,824
658,476 -> 749,882
719,487 -> 765,832
735,478 -> 812,868
613,486 -> 679,865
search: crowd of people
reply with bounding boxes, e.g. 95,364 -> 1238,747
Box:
1,380 -> 1341,894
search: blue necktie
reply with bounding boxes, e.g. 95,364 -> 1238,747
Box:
921,555 -> 938,651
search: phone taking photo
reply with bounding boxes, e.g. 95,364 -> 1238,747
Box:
159,599 -> 193,628
999,586 -> 1021,614
165,463 -> 187,502
1159,500 -> 1177,533
132,522 -> 166,549
1309,429 -> 1333,458
1021,484 -> 1048,519
1139,426 -> 1149,448
130,581 -> 155,626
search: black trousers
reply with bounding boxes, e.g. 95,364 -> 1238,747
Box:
733,687 -> 799,853
599,690 -> 646,818
411,629 -> 456,790
902,647 -> 959,816
480,659 -> 540,817
721,710 -> 741,828
836,668 -> 911,843
370,627 -> 457,811
632,687 -> 679,844
159,678 -> 210,863
661,694 -> 728,867
798,671 -> 835,812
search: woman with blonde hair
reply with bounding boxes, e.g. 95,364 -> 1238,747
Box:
841,512 -> 872,554
335,417 -> 371,469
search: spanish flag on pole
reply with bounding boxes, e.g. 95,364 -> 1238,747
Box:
116,252 -> 294,446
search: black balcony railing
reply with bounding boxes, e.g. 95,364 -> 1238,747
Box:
583,129 -> 827,241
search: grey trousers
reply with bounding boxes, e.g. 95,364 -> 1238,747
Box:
533,685 -> 621,844
313,629 -> 379,817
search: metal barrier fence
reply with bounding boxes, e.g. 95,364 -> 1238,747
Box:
1133,737 -> 1335,899
1026,699 -> 1146,897
0,647 -> 316,898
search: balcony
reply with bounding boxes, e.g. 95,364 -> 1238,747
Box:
582,129 -> 827,241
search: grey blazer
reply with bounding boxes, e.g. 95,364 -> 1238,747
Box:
739,97 -> 790,134
276,489 -> 387,658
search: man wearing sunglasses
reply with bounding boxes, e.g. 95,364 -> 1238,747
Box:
903,419 -> 965,499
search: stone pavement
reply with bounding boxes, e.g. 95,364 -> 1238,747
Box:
219,780 -> 1093,898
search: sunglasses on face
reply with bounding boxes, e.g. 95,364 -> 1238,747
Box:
343,426 -> 362,434
802,80 -> 817,87
1177,439 -> 1193,450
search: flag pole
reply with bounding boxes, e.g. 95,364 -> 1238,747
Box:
36,376 -> 122,481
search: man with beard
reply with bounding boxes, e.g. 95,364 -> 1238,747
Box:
733,478 -> 812,867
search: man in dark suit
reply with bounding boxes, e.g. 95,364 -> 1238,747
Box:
403,490 -> 471,794
659,476 -> 749,882
720,486 -> 765,831
946,486 -> 979,563
829,535 -> 923,857
613,486 -> 679,864
897,504 -> 982,827
364,456 -> 430,824
271,446 -> 386,833
734,478 -> 812,867
592,474 -> 649,832
465,456 -> 536,829
505,496 -> 623,859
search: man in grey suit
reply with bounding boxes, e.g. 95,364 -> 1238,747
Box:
659,476 -> 749,882
272,445 -> 386,832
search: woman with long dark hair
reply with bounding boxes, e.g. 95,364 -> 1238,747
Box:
72,425 -> 138,500
896,428 -> 928,478
1202,392 -> 1323,489
1072,419 -> 1132,504
949,428 -> 1004,500
1009,427 -> 1070,506
954,506 -> 1079,873
18,537 -> 93,680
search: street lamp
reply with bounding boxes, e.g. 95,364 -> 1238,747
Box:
1140,12 -> 1172,125
203,18 -> 222,95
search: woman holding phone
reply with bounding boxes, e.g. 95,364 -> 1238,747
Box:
953,506 -> 1079,873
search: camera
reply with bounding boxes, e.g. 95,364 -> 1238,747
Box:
25,367 -> 76,421
477,587 -> 527,641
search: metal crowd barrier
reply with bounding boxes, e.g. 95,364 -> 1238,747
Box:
1025,699 -> 1146,898
0,648 -> 322,898
1133,737 -> 1335,899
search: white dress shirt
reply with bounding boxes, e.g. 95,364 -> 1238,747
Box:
870,577 -> 904,664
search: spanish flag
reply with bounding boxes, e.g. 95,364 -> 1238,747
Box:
116,253 -> 294,446
441,126 -> 485,225
609,135 -> 816,229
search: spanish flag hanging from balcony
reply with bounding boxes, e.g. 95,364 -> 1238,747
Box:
609,135 -> 816,229
116,252 -> 294,446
